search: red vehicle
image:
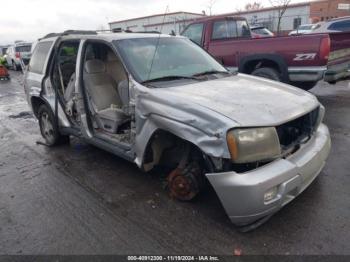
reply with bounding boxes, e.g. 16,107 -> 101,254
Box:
0,65 -> 9,80
181,16 -> 350,90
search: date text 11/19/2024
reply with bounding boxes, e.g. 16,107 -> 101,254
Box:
127,256 -> 220,261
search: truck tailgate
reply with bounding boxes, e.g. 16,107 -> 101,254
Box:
325,32 -> 350,83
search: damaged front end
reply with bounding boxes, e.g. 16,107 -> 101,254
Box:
205,107 -> 331,229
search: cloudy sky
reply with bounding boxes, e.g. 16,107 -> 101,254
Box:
0,0 -> 306,45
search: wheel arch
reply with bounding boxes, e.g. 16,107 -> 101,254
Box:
31,96 -> 49,118
239,54 -> 289,82
140,128 -> 217,176
134,116 -> 227,171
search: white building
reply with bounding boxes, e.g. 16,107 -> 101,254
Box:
109,1 -> 347,35
227,2 -> 312,33
109,11 -> 205,34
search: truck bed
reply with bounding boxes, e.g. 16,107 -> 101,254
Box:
325,32 -> 350,82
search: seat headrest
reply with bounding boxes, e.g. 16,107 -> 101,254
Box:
84,59 -> 106,74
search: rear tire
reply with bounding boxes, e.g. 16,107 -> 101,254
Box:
290,81 -> 317,91
38,104 -> 69,146
251,67 -> 281,82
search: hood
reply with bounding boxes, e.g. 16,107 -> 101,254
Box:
155,74 -> 319,127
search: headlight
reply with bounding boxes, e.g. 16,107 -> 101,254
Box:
227,127 -> 281,163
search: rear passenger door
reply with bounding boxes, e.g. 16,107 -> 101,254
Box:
24,40 -> 55,105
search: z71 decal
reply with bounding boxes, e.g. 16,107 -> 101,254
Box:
293,53 -> 317,61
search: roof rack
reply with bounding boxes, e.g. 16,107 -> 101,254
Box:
39,29 -> 163,40
99,28 -> 161,34
39,30 -> 97,40
132,30 -> 161,34
63,30 -> 97,35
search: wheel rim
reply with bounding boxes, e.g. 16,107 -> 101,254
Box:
40,112 -> 55,143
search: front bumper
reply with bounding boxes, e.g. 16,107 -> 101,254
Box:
206,124 -> 331,226
288,66 -> 325,82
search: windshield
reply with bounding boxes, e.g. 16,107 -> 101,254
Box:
15,45 -> 32,52
114,37 -> 227,83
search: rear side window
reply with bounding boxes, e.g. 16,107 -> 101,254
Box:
328,20 -> 350,31
212,20 -> 250,40
29,41 -> 53,74
181,23 -> 204,45
15,45 -> 32,52
212,20 -> 238,39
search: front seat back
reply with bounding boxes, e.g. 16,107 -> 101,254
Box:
83,59 -> 128,134
83,59 -> 122,111
106,50 -> 127,84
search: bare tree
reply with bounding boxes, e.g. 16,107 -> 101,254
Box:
206,0 -> 217,16
245,2 -> 263,11
269,0 -> 291,34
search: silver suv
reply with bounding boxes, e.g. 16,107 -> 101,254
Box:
24,31 -> 331,229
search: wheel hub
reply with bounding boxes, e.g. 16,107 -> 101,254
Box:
41,112 -> 54,141
167,165 -> 202,201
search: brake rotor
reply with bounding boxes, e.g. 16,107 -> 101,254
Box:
167,164 -> 202,201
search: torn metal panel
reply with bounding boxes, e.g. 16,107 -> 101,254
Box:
132,80 -> 235,167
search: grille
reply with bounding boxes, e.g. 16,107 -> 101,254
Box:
276,107 -> 319,151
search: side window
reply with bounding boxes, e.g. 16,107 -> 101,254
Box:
212,20 -> 238,40
29,41 -> 53,74
329,20 -> 350,31
182,23 -> 204,45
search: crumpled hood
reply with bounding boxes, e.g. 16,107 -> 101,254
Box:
155,74 -> 319,127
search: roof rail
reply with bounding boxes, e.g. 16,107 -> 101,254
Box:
109,28 -> 161,34
39,29 -> 162,40
132,30 -> 161,34
39,30 -> 97,40
62,30 -> 97,35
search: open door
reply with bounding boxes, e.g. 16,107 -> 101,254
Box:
79,41 -> 132,145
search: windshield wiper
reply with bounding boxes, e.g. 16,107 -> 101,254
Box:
142,75 -> 199,84
192,70 -> 230,77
